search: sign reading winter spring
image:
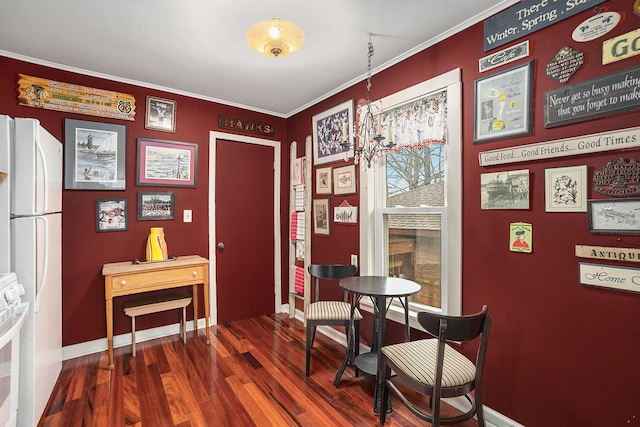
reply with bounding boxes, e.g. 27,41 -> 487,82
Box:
17,74 -> 136,121
579,263 -> 640,293
478,126 -> 640,166
544,65 -> 640,128
483,0 -> 606,52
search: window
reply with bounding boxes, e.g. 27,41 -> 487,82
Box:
360,69 -> 462,324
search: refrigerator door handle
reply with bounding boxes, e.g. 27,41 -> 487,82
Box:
35,135 -> 49,216
34,215 -> 49,313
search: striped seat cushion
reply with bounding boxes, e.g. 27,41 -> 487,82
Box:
306,301 -> 363,321
381,339 -> 476,388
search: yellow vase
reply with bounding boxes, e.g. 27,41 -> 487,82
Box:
146,227 -> 168,261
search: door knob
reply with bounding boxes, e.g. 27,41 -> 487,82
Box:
217,242 -> 224,250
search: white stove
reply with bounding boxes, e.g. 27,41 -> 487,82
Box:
0,272 -> 29,427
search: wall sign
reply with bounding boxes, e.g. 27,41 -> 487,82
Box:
218,115 -> 275,137
545,46 -> 585,84
603,28 -> 640,65
571,11 -> 621,42
479,40 -> 531,73
478,125 -> 640,166
17,74 -> 136,121
544,65 -> 640,128
576,245 -> 640,263
483,0 -> 606,52
579,263 -> 640,293
593,158 -> 640,197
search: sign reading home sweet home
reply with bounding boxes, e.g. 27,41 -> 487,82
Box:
579,263 -> 640,293
218,115 -> 275,137
483,0 -> 606,52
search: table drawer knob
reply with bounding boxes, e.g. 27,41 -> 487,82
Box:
192,271 -> 198,277
121,280 -> 127,285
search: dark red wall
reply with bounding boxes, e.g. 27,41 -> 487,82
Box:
288,3 -> 640,426
0,56 -> 288,345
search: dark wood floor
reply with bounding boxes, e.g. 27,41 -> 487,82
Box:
39,314 -> 479,426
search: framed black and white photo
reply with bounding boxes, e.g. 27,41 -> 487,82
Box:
480,170 -> 530,210
588,198 -> 640,234
65,119 -> 126,190
312,99 -> 353,165
473,60 -> 534,143
95,198 -> 127,232
138,191 -> 175,221
145,95 -> 176,132
545,165 -> 588,212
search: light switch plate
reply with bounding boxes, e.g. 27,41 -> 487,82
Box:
183,210 -> 192,223
350,254 -> 358,268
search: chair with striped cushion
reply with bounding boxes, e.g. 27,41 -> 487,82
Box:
305,264 -> 361,384
379,305 -> 491,427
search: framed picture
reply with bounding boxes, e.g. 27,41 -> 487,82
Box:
313,198 -> 330,236
333,164 -> 357,195
95,198 -> 127,232
64,119 -> 126,190
588,198 -> 640,234
545,165 -> 588,212
473,60 -> 534,143
480,170 -> 530,209
145,95 -> 176,132
136,138 -> 198,187
315,166 -> 332,195
312,99 -> 354,165
138,191 -> 175,220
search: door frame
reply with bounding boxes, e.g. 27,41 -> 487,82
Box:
208,131 -> 282,325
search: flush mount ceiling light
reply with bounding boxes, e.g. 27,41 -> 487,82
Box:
246,18 -> 304,58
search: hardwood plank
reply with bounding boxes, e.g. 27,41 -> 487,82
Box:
41,314 -> 479,427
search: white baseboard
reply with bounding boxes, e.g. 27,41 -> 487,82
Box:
288,306 -> 525,427
62,318 -> 208,361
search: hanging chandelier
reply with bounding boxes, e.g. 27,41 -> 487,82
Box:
246,18 -> 305,58
342,33 -> 395,169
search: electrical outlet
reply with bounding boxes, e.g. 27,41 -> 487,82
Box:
350,254 -> 358,268
183,210 -> 192,223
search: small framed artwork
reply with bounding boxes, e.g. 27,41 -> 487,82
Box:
510,222 -> 532,253
473,60 -> 534,143
545,165 -> 588,212
333,164 -> 357,195
137,138 -> 198,187
64,119 -> 126,190
588,198 -> 640,234
334,201 -> 358,224
138,191 -> 175,220
315,166 -> 332,195
145,95 -> 176,132
95,198 -> 127,232
313,198 -> 331,236
480,169 -> 530,209
312,99 -> 354,165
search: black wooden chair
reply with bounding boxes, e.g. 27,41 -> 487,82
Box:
379,305 -> 491,426
305,264 -> 360,383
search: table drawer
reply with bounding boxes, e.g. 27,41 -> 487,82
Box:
110,265 -> 205,292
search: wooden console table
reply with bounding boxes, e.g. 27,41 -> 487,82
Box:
102,255 -> 210,369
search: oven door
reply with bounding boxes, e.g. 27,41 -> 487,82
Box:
0,303 -> 28,427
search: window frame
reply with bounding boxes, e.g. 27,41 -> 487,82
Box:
359,69 -> 462,330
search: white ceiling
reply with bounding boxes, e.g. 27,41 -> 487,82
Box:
0,0 -> 518,118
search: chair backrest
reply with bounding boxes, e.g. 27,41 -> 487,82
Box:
417,305 -> 489,343
307,264 -> 357,302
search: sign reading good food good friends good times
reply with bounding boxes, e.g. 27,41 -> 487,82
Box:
479,126 -> 640,166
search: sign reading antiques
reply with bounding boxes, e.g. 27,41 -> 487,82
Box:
483,0 -> 606,52
544,65 -> 640,128
593,158 -> 640,197
17,74 -> 136,121
576,245 -> 640,263
218,115 -> 275,137
478,126 -> 640,166
579,263 -> 640,293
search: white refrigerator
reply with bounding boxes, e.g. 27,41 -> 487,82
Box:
0,115 -> 63,427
